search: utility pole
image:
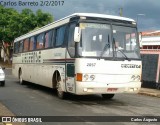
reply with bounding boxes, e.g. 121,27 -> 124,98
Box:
137,14 -> 145,23
137,14 -> 145,31
119,8 -> 123,16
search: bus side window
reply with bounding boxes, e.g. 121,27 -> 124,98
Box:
52,30 -> 55,47
23,38 -> 29,52
19,40 -> 23,53
68,23 -> 76,57
36,33 -> 45,49
29,36 -> 36,51
45,30 -> 53,48
14,42 -> 19,53
55,25 -> 66,47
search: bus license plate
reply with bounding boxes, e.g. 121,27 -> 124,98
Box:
107,88 -> 118,92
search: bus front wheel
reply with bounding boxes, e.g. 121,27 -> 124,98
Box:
56,75 -> 66,99
0,81 -> 5,86
102,94 -> 115,100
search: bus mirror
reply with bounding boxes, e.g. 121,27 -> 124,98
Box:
74,27 -> 81,42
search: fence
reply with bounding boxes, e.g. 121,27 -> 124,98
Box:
141,49 -> 160,88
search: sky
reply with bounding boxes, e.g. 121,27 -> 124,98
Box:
1,0 -> 160,31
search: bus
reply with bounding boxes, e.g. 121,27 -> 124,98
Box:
12,13 -> 142,99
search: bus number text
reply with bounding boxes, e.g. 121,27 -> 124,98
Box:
86,63 -> 96,67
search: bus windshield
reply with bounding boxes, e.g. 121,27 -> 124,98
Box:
79,23 -> 140,60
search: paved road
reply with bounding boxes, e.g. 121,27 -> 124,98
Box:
0,69 -> 160,125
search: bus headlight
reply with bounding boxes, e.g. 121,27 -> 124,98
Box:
90,75 -> 95,81
83,74 -> 89,81
131,75 -> 140,81
83,74 -> 95,81
76,73 -> 96,82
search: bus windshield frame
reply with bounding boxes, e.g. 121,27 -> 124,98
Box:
77,22 -> 140,60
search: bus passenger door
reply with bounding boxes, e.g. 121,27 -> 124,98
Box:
65,23 -> 76,94
65,62 -> 75,94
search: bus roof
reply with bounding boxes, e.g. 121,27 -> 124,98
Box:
14,13 -> 135,42
70,13 -> 135,22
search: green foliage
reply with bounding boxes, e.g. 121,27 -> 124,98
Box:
0,5 -> 53,43
36,9 -> 53,27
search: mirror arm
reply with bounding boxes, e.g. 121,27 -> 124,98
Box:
75,42 -> 79,58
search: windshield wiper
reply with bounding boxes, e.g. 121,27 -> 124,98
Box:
100,35 -> 110,58
113,38 -> 130,61
117,49 -> 130,61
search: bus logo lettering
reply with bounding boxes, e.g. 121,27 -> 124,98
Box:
121,64 -> 141,68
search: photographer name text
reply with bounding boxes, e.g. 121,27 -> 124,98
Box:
0,0 -> 64,7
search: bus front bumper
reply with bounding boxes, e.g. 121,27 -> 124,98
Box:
75,81 -> 141,95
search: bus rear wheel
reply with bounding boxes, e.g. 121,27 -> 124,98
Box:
102,94 -> 115,100
156,83 -> 160,90
19,69 -> 24,85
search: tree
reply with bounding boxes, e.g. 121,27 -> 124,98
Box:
0,6 -> 53,63
0,6 -> 20,63
36,9 -> 53,27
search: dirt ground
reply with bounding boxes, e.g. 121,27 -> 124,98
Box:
0,60 -> 12,68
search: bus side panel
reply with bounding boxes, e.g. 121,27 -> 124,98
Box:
40,48 -> 66,89
12,48 -> 68,91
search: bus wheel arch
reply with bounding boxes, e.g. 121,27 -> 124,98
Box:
52,70 -> 66,99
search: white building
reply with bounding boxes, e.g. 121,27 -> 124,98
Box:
140,31 -> 160,49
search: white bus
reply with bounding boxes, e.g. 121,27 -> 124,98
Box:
12,13 -> 142,99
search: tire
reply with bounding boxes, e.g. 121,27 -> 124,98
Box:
56,75 -> 66,99
156,83 -> 160,90
0,81 -> 5,86
102,94 -> 115,100
19,70 -> 24,85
